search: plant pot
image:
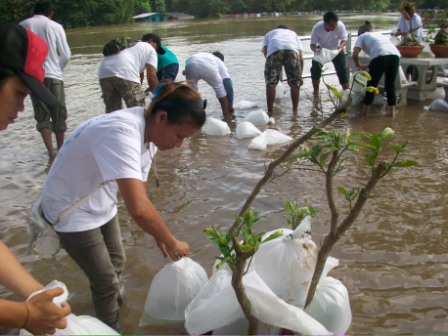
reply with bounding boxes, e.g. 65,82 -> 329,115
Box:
396,45 -> 424,58
430,44 -> 448,58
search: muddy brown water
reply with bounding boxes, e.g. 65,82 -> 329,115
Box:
1,14 -> 447,334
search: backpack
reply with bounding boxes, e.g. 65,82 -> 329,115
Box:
102,37 -> 137,56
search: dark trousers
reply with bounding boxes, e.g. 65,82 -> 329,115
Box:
364,55 -> 400,106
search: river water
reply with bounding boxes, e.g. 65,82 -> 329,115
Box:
1,14 -> 447,335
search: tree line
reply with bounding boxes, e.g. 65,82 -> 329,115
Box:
0,0 -> 446,28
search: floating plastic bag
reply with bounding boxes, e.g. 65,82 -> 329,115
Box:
305,257 -> 352,335
20,280 -> 118,336
235,121 -> 262,139
141,257 -> 208,325
243,110 -> 270,125
185,269 -> 330,335
429,98 -> 448,112
202,117 -> 231,136
233,100 -> 258,110
252,216 -> 317,308
313,48 -> 340,65
248,129 -> 293,151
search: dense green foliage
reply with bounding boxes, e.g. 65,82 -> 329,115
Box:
0,0 -> 446,28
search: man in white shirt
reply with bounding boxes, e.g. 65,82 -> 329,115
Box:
310,11 -> 349,96
185,51 -> 234,118
20,0 -> 71,161
262,25 -> 303,116
98,35 -> 159,114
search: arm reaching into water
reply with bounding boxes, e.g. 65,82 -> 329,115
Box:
117,178 -> 190,260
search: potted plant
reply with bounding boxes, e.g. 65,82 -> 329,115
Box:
394,1 -> 424,58
423,9 -> 448,58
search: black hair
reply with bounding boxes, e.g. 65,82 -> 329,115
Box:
141,33 -> 162,50
212,51 -> 224,62
34,0 -> 53,16
276,25 -> 289,29
0,66 -> 16,88
358,21 -> 373,35
146,82 -> 206,129
323,11 -> 339,23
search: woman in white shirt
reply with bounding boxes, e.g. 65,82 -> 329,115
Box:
41,82 -> 206,332
352,21 -> 401,117
394,3 -> 423,43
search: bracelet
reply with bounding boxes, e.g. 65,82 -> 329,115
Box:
21,302 -> 30,329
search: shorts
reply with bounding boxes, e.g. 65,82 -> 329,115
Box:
310,51 -> 349,85
99,77 -> 144,113
30,78 -> 67,132
157,63 -> 179,81
264,50 -> 301,87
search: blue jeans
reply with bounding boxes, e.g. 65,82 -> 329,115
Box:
223,78 -> 234,107
57,216 -> 125,328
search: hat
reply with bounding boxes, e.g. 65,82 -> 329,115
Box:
0,23 -> 58,106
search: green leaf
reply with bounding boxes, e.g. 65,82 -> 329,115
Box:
392,160 -> 418,167
262,231 -> 284,243
379,127 -> 395,140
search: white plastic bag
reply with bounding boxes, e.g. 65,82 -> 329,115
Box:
313,48 -> 340,65
252,216 -> 317,308
235,121 -> 262,139
305,257 -> 352,335
202,117 -> 231,136
275,81 -> 286,99
233,100 -> 258,110
248,129 -> 293,151
141,257 -> 208,325
185,269 -> 330,335
20,280 -> 118,336
429,98 -> 448,112
243,110 -> 270,125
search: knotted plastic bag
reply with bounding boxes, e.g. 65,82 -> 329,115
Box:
20,280 -> 118,336
235,121 -> 262,139
305,257 -> 352,335
202,117 -> 231,136
185,269 -> 330,335
140,257 -> 208,326
252,216 -> 317,308
248,129 -> 293,151
243,110 -> 270,125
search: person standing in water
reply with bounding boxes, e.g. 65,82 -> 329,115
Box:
20,0 -> 71,161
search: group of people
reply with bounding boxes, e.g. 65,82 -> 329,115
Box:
98,32 -> 234,118
1,0 -> 422,334
263,5 -> 422,118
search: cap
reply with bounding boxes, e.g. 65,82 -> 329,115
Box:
0,23 -> 59,106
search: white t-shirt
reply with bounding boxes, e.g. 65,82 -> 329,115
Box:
354,32 -> 400,60
396,13 -> 423,43
310,20 -> 348,50
262,28 -> 302,57
185,52 -> 230,98
98,41 -> 158,83
20,15 -> 71,80
42,106 -> 156,233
